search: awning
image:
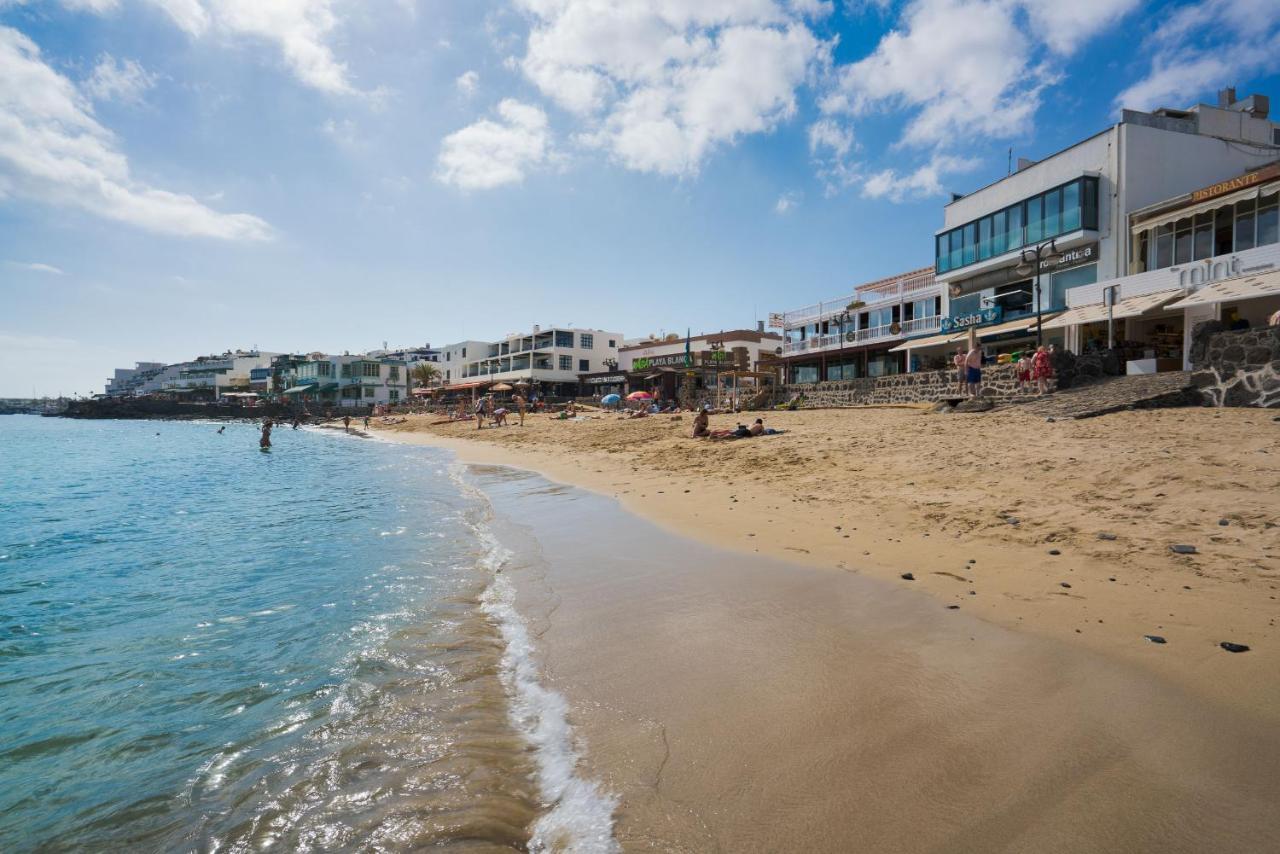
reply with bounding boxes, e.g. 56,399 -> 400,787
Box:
973,315 -> 1056,340
411,387 -> 434,396
1166,269 -> 1280,309
441,381 -> 492,392
1041,288 -> 1183,329
889,332 -> 957,352
1130,180 -> 1280,234
283,384 -> 318,394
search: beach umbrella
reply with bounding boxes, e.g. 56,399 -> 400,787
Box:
491,382 -> 514,392
600,393 -> 621,405
626,391 -> 652,401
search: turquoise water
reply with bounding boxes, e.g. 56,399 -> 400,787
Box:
0,416 -> 614,852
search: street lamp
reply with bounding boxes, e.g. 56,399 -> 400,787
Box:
1014,238 -> 1062,347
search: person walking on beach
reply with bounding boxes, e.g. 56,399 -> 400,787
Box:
511,393 -> 526,426
342,415 -> 351,433
952,348 -> 966,394
363,415 -> 370,430
474,395 -> 490,429
965,344 -> 983,397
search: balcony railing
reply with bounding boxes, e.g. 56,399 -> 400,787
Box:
781,314 -> 941,356
779,270 -> 939,328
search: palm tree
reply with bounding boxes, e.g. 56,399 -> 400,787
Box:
411,362 -> 440,389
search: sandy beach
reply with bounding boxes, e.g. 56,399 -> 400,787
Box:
373,406 -> 1280,723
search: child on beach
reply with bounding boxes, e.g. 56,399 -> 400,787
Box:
1016,353 -> 1032,393
952,348 -> 966,394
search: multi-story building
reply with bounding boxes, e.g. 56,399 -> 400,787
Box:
439,327 -> 624,397
908,87 -> 1280,367
104,362 -> 165,396
278,352 -> 409,407
165,351 -> 279,398
597,328 -> 783,398
776,267 -> 943,382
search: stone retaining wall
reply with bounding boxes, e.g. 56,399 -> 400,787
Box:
782,363 -> 1055,408
1191,323 -> 1280,408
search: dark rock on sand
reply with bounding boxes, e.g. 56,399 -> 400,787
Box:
900,572 -> 915,581
1048,549 -> 1061,556
1144,635 -> 1167,644
954,397 -> 994,413
1220,642 -> 1251,653
1170,544 -> 1198,555
946,605 -> 960,610
1059,582 -> 1072,588
1218,519 -> 1230,526
1097,532 -> 1117,541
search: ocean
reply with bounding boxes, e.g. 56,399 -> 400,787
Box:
0,415 -> 615,852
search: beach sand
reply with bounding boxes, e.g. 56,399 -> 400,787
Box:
472,462 -> 1280,853
375,406 -> 1279,723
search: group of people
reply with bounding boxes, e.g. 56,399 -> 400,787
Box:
473,393 -> 527,428
692,408 -> 784,440
952,344 -> 1054,396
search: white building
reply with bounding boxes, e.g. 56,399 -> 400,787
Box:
167,351 -> 279,397
606,328 -> 783,398
104,362 -> 165,396
776,267 -> 944,381
278,352 -> 410,407
907,88 -> 1280,366
439,327 -> 624,397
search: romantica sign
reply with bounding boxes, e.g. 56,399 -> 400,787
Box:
1190,164 -> 1280,203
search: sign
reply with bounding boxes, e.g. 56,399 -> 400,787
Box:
1175,255 -> 1276,287
940,306 -> 1002,333
1190,164 -> 1280,203
1043,241 -> 1097,273
767,312 -> 784,329
585,374 -> 626,385
631,353 -> 695,371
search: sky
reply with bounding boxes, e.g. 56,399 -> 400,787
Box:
2,0 -> 1279,397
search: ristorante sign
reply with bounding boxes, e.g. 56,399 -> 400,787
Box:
940,306 -> 1002,333
1190,164 -> 1280,203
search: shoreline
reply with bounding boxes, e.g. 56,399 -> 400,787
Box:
370,407 -> 1280,725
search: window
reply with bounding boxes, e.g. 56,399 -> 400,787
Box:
1025,195 -> 1043,244
962,223 -> 977,266
362,362 -> 380,377
580,333 -> 594,349
949,230 -> 962,270
365,386 -> 376,398
977,217 -> 992,261
389,390 -> 399,401
461,347 -> 467,358
1236,199 -> 1256,251
1061,181 -> 1080,232
559,355 -> 572,371
1155,223 -> 1174,268
1258,192 -> 1279,247
1006,202 -> 1023,251
1193,212 -> 1213,260
1214,205 -> 1234,256
579,359 -> 590,372
792,365 -> 819,384
1174,217 -> 1193,263
992,210 -> 1008,256
340,363 -> 352,378
1049,264 -> 1097,310
555,331 -> 574,348
912,298 -> 937,318
608,339 -> 616,348
389,366 -> 400,381
1043,188 -> 1061,237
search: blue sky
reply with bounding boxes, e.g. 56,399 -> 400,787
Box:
2,0 -> 1278,397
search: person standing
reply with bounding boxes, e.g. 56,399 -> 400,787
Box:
952,348 -> 966,394
474,395 -> 489,429
260,418 -> 273,449
1032,345 -> 1053,395
511,393 -> 526,426
965,344 -> 984,397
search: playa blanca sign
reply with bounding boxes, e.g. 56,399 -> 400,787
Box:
940,306 -> 1002,333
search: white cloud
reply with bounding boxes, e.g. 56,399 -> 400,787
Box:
1019,0 -> 1142,54
512,1 -> 827,176
436,99 -> 550,190
0,27 -> 273,240
6,260 -> 65,274
861,153 -> 979,202
83,54 -> 157,104
807,117 -> 858,193
455,69 -> 479,97
1115,0 -> 1280,113
822,0 -> 1134,149
51,0 -> 360,96
774,190 -> 800,214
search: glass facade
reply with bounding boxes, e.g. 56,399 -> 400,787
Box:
1135,191 -> 1279,272
936,176 -> 1100,274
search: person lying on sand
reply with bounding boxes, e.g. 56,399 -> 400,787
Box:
749,418 -> 785,436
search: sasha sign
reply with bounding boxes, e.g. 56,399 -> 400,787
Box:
940,306 -> 1002,333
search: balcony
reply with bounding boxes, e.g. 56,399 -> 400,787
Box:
780,269 -> 938,328
782,314 -> 942,356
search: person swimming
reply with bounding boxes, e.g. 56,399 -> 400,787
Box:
217,425 -> 226,434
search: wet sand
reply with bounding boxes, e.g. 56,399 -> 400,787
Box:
375,407 -> 1280,725
474,464 -> 1280,853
